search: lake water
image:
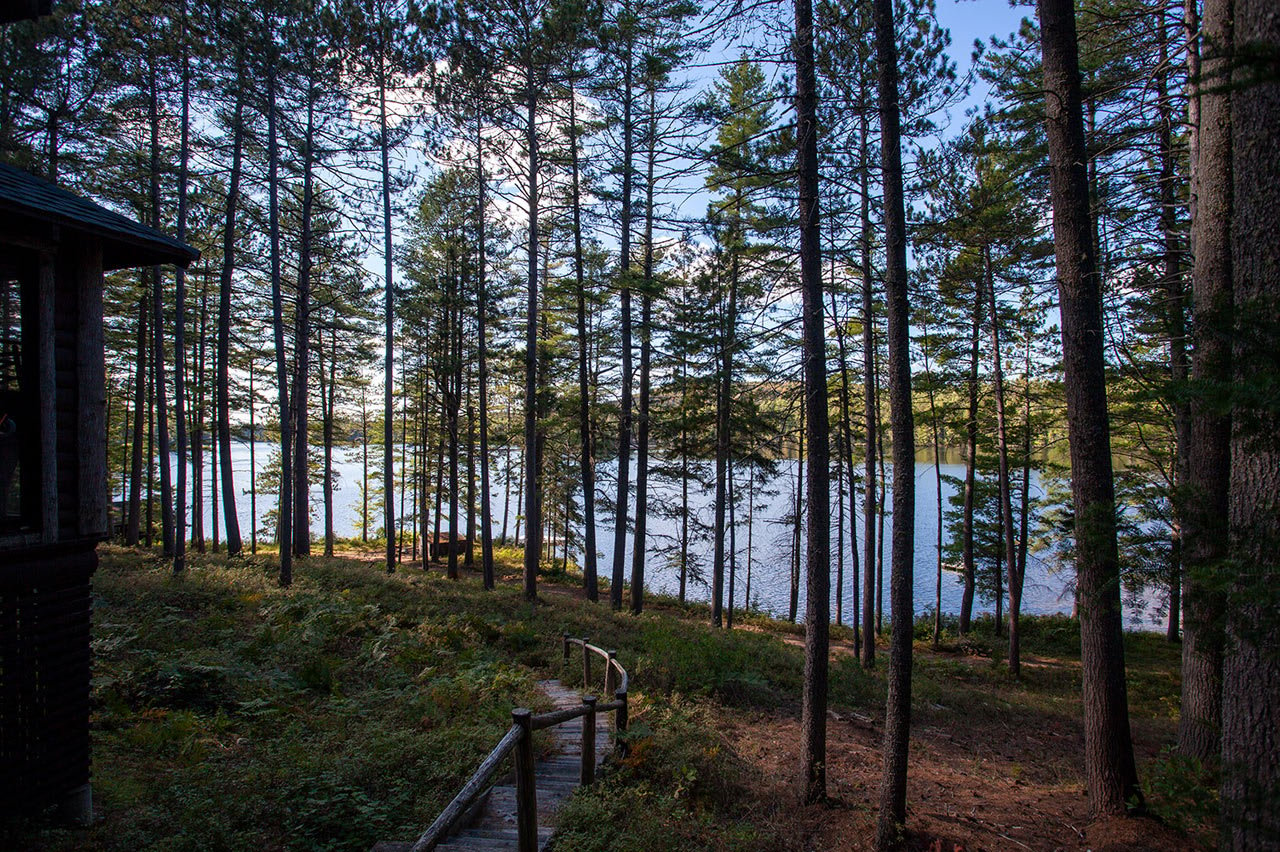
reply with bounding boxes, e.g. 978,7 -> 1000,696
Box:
174,443 -> 1169,631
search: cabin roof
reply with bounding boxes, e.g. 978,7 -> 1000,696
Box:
0,162 -> 198,271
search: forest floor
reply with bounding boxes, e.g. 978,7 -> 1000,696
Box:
5,544 -> 1215,852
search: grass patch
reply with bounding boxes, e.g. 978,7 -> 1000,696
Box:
6,545 -> 1185,852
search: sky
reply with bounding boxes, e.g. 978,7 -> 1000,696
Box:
932,0 -> 1033,111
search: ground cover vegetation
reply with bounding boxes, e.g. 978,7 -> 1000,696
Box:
7,547 -> 1205,852
2,0 -> 1277,846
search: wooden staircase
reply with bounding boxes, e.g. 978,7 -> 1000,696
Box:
373,679 -> 613,852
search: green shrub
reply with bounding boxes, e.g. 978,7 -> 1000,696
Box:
1145,748 -> 1218,840
552,699 -> 767,852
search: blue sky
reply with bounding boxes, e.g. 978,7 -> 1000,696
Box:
932,0 -> 1033,112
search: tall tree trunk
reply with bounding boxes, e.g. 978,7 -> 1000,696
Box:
448,279 -> 461,581
611,14 -> 635,611
173,1 -> 191,573
568,84 -> 596,601
1219,1 -> 1280,844
985,245 -> 1020,675
249,360 -> 257,554
1018,322 -> 1032,615
126,296 -> 146,545
293,46 -> 316,560
859,97 -> 876,668
630,101 -> 655,616
118,364 -> 132,538
727,456 -> 737,628
522,67 -> 540,601
418,367 -> 430,561
872,0 -> 916,844
921,322 -> 944,648
502,403 -> 511,543
399,377 -> 409,562
323,326 -> 335,556
875,346 -> 885,635
475,98 -> 496,590
959,260 -> 982,635
712,253 -> 736,627
745,466 -> 754,610
795,0 -> 831,802
790,407 -> 804,623
679,351 -> 689,603
1037,0 -> 1142,817
380,55 -> 396,573
146,340 -> 154,548
466,397 -> 476,568
360,388 -> 369,543
1156,16 -> 1188,644
434,429 -> 445,556
266,32 -> 292,586
1178,0 -> 1230,765
192,275 -> 207,552
217,53 -> 245,557
211,363 -> 219,554
147,54 -> 174,558
831,264 -> 858,640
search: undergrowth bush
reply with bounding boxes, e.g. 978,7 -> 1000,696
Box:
551,699 -> 768,852
1145,747 -> 1218,843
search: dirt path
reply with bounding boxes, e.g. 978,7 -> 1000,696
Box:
721,698 -> 1191,852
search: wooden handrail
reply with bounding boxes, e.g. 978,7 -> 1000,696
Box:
409,723 -> 523,852
408,636 -> 631,852
562,634 -> 629,695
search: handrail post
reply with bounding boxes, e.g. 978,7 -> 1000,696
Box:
561,633 -> 570,666
605,650 -> 617,698
512,709 -> 537,852
582,636 -> 591,689
580,695 -> 596,786
614,688 -> 628,757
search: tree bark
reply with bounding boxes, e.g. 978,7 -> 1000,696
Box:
448,264 -> 461,581
872,0 -> 916,844
795,0 -> 830,804
629,101 -> 655,616
1179,0 -> 1230,766
293,44 -> 317,561
266,29 -> 292,586
1036,0 -> 1142,817
192,276 -> 206,552
522,66 -> 540,601
147,54 -> 173,558
790,407 -> 803,624
921,322 -> 943,648
476,98 -> 496,590
323,326 -> 336,556
1156,15 -> 1188,645
959,266 -> 982,635
611,10 -> 635,611
832,288 -> 861,653
1220,1 -> 1280,843
860,94 -> 876,668
985,245 -> 1020,675
173,0 -> 191,574
567,84 -> 596,600
126,296 -> 146,546
216,52 -> 245,557
380,52 -> 396,573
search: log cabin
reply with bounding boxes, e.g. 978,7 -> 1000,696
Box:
0,161 -> 197,823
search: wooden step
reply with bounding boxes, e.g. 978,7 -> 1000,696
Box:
374,678 -> 614,852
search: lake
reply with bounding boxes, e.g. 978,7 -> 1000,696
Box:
176,443 -> 1170,631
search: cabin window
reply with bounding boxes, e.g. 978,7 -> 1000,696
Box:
0,264 -> 37,533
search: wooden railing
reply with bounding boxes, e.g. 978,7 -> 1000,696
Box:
406,635 -> 629,852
